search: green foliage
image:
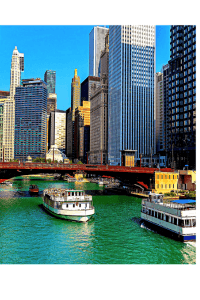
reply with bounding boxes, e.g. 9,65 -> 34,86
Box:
186,191 -> 196,198
164,192 -> 176,197
47,159 -> 51,164
77,161 -> 83,164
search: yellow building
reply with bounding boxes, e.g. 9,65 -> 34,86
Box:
154,171 -> 179,193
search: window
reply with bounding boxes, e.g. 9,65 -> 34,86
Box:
157,175 -> 159,179
165,175 -> 167,179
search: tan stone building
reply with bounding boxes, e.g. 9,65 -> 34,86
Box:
90,32 -> 109,164
74,101 -> 90,163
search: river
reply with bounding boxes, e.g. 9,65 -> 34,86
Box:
0,177 -> 196,264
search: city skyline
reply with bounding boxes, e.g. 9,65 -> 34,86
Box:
0,25 -> 170,110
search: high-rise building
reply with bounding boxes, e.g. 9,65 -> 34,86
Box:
162,64 -> 169,153
0,91 -> 10,99
155,64 -> 169,156
90,31 -> 109,164
155,72 -> 163,153
89,26 -> 109,77
108,25 -> 155,166
49,109 -> 66,152
66,108 -> 74,160
0,99 -> 4,161
47,93 -> 57,114
44,70 -> 56,95
71,69 -> 81,116
167,25 -> 196,169
74,101 -> 90,163
3,47 -> 24,161
14,79 -> 47,160
81,76 -> 100,106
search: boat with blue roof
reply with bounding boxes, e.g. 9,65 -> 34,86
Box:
141,193 -> 196,242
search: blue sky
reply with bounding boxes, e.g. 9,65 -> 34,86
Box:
0,25 -> 170,110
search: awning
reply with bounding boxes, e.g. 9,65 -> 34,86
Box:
171,199 -> 196,204
137,181 -> 148,190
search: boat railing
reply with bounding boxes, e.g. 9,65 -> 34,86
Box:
142,199 -> 195,211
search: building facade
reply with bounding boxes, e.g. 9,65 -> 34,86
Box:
81,76 -> 100,106
89,26 -> 109,77
14,79 -> 47,160
44,70 -> 56,95
108,25 -> 155,166
3,47 -> 24,161
49,109 -> 66,152
167,25 -> 196,169
71,69 -> 81,115
90,32 -> 109,165
74,101 -> 90,163
155,72 -> 163,153
66,108 -> 74,160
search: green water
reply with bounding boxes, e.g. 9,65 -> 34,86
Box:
0,177 -> 196,264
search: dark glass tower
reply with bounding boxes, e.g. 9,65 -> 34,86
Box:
14,79 -> 47,160
44,70 -> 56,95
167,25 -> 196,169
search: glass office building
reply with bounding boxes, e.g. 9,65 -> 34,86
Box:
167,25 -> 196,169
44,70 -> 56,95
108,25 -> 155,165
14,79 -> 47,160
89,26 -> 109,77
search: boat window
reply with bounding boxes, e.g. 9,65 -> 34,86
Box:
73,204 -> 75,208
155,211 -> 157,218
72,192 -> 74,196
166,215 -> 169,222
79,204 -> 81,207
178,219 -> 184,226
185,219 -> 190,226
66,204 -> 68,208
68,192 -> 70,196
192,219 -> 196,227
174,218 -> 177,225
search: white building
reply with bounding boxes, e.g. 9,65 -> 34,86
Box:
89,26 -> 109,77
3,46 -> 24,161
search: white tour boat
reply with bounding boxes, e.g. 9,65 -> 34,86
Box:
141,193 -> 196,242
43,188 -> 95,222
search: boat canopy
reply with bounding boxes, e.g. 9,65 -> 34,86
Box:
171,199 -> 196,204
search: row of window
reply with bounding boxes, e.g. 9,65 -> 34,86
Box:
156,174 -> 178,179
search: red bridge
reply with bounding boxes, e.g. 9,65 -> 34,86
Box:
0,162 -> 174,187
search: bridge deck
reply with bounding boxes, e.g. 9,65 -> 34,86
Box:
0,162 -> 173,174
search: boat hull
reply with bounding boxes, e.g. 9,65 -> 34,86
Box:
43,202 -> 94,222
141,219 -> 196,242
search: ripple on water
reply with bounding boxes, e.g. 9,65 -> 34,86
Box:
0,179 -> 196,264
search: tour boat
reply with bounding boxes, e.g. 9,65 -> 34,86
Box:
29,185 -> 39,194
43,188 -> 95,222
141,193 -> 196,242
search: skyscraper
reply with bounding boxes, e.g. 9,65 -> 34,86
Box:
71,69 -> 81,115
155,64 -> 169,156
49,109 -> 66,152
167,25 -> 196,169
108,25 -> 155,166
3,46 -> 24,161
44,70 -> 56,95
81,76 -> 100,106
14,79 -> 47,160
89,26 -> 109,77
155,72 -> 163,153
90,31 -> 109,164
